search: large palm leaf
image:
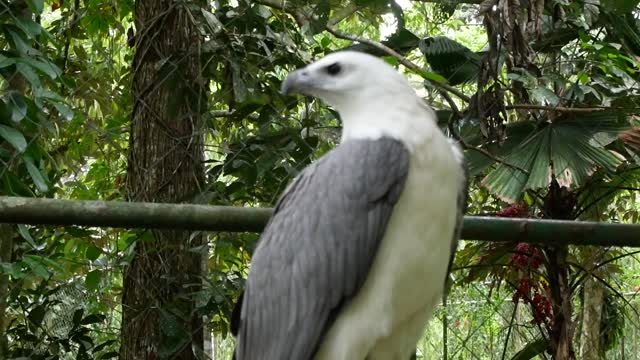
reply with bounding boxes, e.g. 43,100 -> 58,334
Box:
471,112 -> 629,202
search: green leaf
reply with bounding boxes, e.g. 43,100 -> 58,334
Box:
418,70 -> 448,83
94,339 -> 117,353
530,87 -> 560,106
320,36 -> 331,48
99,352 -> 119,359
19,57 -> 61,79
0,124 -> 27,152
511,338 -> 548,360
17,224 -> 37,249
201,9 -> 223,34
601,0 -> 640,13
85,270 -> 102,290
53,102 -> 73,120
6,28 -> 35,55
81,313 -> 106,325
22,255 -> 50,278
25,0 -> 44,14
232,70 -> 248,103
14,17 -> 43,39
73,308 -> 84,325
419,36 -> 482,85
24,156 -> 49,192
385,28 -> 420,53
481,113 -> 627,201
85,244 -> 102,261
17,62 -> 42,90
28,304 -> 46,327
7,92 -> 27,122
158,309 -> 190,357
0,55 -> 16,68
308,1 -> 330,35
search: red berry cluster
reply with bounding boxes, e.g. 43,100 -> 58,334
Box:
531,291 -> 553,324
511,277 -> 552,321
511,242 -> 543,270
494,203 -> 553,326
509,243 -> 553,326
496,203 -> 528,218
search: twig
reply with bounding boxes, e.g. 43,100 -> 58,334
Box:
448,125 -> 530,174
506,104 -> 615,113
211,110 -> 234,117
459,140 -> 529,174
324,26 -> 471,102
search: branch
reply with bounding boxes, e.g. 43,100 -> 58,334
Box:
1,196 -> 640,247
324,26 -> 471,102
449,130 -> 530,174
255,0 -> 471,103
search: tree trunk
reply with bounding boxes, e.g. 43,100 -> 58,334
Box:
119,0 -> 207,356
547,245 -> 575,360
544,180 -> 577,360
579,277 -> 604,360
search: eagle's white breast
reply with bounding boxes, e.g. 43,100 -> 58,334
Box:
315,98 -> 460,360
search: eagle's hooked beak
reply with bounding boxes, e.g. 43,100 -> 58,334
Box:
281,68 -> 314,96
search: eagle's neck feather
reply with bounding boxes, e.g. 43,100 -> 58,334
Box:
339,97 -> 438,151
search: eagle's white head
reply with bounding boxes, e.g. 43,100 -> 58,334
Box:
281,51 -> 437,145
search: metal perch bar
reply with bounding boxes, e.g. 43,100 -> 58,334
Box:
0,196 -> 638,247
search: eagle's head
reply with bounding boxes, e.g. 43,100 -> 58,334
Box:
281,51 -> 418,112
281,51 -> 437,144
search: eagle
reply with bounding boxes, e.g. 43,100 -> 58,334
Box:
231,51 -> 467,360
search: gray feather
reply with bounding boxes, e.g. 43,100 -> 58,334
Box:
234,137 -> 410,360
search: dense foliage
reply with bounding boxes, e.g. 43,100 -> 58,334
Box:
1,0 -> 640,358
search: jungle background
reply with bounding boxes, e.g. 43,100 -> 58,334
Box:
1,0 -> 640,358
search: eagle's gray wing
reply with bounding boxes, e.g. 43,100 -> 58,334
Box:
234,137 -> 409,360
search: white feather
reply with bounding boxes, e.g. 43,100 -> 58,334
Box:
299,52 -> 462,359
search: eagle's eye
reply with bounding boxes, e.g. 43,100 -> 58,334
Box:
325,62 -> 341,76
